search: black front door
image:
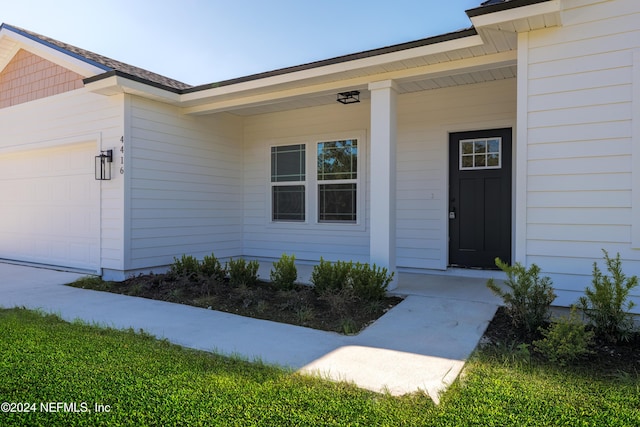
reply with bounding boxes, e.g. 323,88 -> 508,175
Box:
449,128 -> 512,268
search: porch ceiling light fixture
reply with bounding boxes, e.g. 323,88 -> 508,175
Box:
95,149 -> 113,180
337,90 -> 360,104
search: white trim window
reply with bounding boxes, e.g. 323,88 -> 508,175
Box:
271,144 -> 306,222
317,139 -> 358,223
459,137 -> 502,170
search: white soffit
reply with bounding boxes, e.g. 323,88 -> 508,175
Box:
183,51 -> 517,116
86,74 -> 182,105
469,0 -> 562,32
180,34 -> 487,104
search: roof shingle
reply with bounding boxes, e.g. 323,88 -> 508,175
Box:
2,23 -> 192,91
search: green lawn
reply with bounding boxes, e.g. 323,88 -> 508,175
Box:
1,308 -> 638,426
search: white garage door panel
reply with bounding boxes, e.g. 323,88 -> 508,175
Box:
0,142 -> 100,271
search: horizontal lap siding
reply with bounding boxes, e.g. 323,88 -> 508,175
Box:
128,97 -> 243,269
396,80 -> 516,269
242,103 -> 370,262
242,80 -> 516,267
0,90 -> 123,270
525,0 -> 640,298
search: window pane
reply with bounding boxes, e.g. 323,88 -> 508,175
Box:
487,153 -> 500,167
318,183 -> 356,222
272,185 -> 305,221
271,144 -> 305,182
460,137 -> 502,169
474,141 -> 486,154
317,140 -> 357,180
461,156 -> 473,168
488,139 -> 500,153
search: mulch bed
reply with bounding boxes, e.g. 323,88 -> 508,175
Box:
482,306 -> 640,374
82,273 -> 403,335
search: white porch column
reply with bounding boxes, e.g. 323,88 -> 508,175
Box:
368,80 -> 398,289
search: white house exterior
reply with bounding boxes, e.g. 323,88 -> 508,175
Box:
1,0 -> 639,309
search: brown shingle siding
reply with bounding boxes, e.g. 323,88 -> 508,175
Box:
0,49 -> 83,108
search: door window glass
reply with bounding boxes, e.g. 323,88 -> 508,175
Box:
459,138 -> 501,170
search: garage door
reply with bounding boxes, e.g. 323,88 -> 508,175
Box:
0,142 -> 100,271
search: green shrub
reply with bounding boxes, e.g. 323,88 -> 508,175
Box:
487,258 -> 556,334
340,318 -> 358,335
228,258 -> 259,287
311,259 -> 393,301
350,262 -> 394,301
201,252 -> 226,282
578,250 -> 638,343
170,254 -> 200,277
533,307 -> 594,366
72,276 -> 111,290
310,258 -> 353,293
270,253 -> 298,290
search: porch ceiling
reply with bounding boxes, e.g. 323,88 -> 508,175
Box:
227,64 -> 518,117
179,44 -> 518,117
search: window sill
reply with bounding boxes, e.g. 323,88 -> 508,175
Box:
267,220 -> 366,232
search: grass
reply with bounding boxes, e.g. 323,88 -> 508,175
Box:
438,351 -> 640,426
1,308 -> 639,426
0,308 -> 431,426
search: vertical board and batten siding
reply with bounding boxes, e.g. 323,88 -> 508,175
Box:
127,96 -> 243,271
396,79 -> 517,270
241,79 -> 516,267
0,89 -> 124,271
523,0 -> 640,305
242,102 -> 371,262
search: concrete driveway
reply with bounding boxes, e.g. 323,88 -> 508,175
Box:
0,262 -> 500,403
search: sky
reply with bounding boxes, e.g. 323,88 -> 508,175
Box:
2,0 -> 484,86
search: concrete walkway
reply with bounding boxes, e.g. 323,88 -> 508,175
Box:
0,262 -> 501,403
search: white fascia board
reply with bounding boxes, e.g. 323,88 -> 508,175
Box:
180,34 -> 485,103
469,0 -> 562,29
84,74 -> 182,105
183,50 -> 516,115
0,27 -> 107,77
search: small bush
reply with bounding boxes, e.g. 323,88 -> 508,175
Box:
533,307 -> 594,366
487,258 -> 556,335
170,254 -> 200,277
73,276 -> 111,290
270,253 -> 298,290
350,262 -> 394,301
228,258 -> 259,287
201,253 -> 226,282
311,259 -> 393,301
578,250 -> 638,343
340,318 -> 358,335
310,258 -> 353,293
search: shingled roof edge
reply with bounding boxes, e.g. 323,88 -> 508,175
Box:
1,23 -> 112,72
466,0 -> 552,18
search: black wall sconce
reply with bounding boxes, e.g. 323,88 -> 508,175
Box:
337,90 -> 360,104
95,149 -> 113,180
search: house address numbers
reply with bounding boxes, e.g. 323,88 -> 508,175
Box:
120,136 -> 124,175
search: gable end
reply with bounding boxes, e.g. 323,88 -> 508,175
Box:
0,49 -> 83,108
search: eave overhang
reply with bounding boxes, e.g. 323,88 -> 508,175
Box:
0,24 -> 108,77
83,70 -> 182,105
82,0 -> 561,116
467,0 -> 562,31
